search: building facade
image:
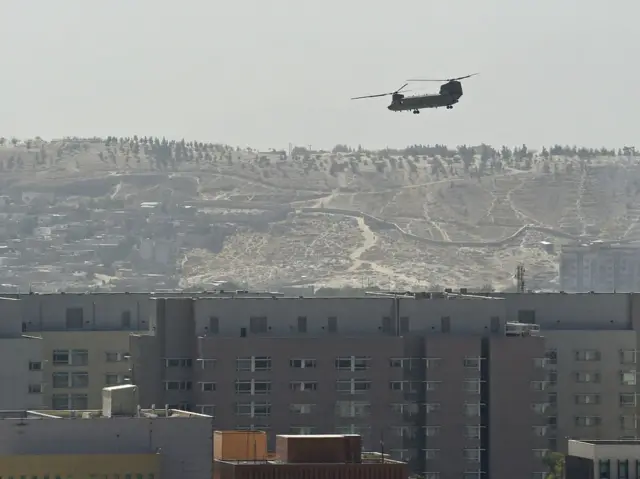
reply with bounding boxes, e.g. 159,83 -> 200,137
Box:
566,439 -> 640,479
0,297 -> 44,410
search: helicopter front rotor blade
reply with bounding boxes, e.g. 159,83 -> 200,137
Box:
350,92 -> 393,100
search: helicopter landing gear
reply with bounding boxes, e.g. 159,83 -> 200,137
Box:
446,105 -> 453,110
412,109 -> 420,114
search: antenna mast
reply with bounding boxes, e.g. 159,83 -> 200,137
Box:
515,264 -> 526,293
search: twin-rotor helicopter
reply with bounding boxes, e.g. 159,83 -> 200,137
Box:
351,73 -> 478,114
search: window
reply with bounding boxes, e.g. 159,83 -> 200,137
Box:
336,401 -> 371,418
440,316 -> 451,332
290,403 -> 315,414
425,426 -> 440,437
425,403 -> 441,413
52,350 -> 69,365
164,358 -> 193,368
425,473 -> 440,479
106,352 -> 127,362
490,316 -> 500,332
532,403 -> 550,414
575,371 -> 600,383
533,426 -> 548,437
548,392 -> 557,405
290,358 -> 316,369
619,459 -> 629,479
464,379 -> 481,394
290,381 -> 317,392
121,310 -> 132,329
620,394 -> 636,407
621,370 -> 637,386
51,349 -> 89,367
531,381 -> 547,391
52,393 -> 88,410
465,425 -> 482,439
620,350 -> 636,365
575,350 -> 601,361
391,403 -> 419,416
236,356 -> 271,372
390,358 -> 418,369
336,379 -> 371,394
426,381 -> 440,391
200,358 -> 217,370
65,307 -> 84,329
235,402 -> 271,417
335,356 -> 370,371
105,374 -> 119,386
297,316 -> 307,333
547,370 -> 558,386
390,449 -> 413,461
164,381 -> 192,391
533,449 -> 549,459
575,416 -> 601,427
336,424 -> 371,436
52,372 -> 89,388
208,316 -> 219,334
249,316 -> 268,333
464,403 -> 481,417
575,394 -> 600,405
52,393 -> 69,409
533,358 -> 548,369
392,426 -> 417,439
201,382 -> 216,392
28,361 -> 42,371
599,459 -> 611,479
198,405 -> 215,416
390,381 -> 422,393
620,415 -> 637,430
518,309 -> 536,324
327,316 -> 338,333
463,448 -> 481,462
28,383 -> 43,394
464,357 -> 481,369
463,472 -> 482,479
546,350 -> 557,365
425,358 -> 441,369
235,380 -> 271,395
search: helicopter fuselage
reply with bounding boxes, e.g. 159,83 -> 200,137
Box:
387,92 -> 460,111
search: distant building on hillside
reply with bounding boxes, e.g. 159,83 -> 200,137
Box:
559,242 -> 640,292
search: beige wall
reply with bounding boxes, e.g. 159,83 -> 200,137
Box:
39,331 -> 133,409
0,453 -> 160,476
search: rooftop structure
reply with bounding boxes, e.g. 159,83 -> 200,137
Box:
0,384 -> 214,479
567,439 -> 640,479
213,431 -> 408,479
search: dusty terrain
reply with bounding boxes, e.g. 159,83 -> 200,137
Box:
0,136 -> 637,291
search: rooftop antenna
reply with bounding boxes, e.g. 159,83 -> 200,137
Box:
516,264 -> 526,293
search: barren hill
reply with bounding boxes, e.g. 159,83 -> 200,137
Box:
0,136 -> 637,292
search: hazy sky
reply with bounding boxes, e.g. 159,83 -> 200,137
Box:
1,0 -> 638,150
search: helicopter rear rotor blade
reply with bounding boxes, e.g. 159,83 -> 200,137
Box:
407,72 -> 479,82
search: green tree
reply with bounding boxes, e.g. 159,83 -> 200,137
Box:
542,452 -> 565,479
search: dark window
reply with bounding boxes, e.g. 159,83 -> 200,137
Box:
327,316 -> 338,333
297,316 -> 307,333
400,317 -> 409,333
382,316 -> 393,333
65,307 -> 83,329
250,316 -> 268,333
121,310 -> 132,329
618,459 -> 629,479
208,316 -> 219,334
518,309 -> 536,324
440,316 -> 451,333
599,459 -> 611,479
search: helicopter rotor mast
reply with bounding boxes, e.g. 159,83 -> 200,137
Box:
351,83 -> 409,100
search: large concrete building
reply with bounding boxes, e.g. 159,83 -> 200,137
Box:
559,242 -> 640,292
566,439 -> 640,479
0,384 -> 214,479
3,290 -> 640,478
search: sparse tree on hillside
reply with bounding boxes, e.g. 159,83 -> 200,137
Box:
10,138 -> 18,147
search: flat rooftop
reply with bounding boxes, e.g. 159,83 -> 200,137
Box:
0,409 -> 211,420
573,440 -> 640,446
